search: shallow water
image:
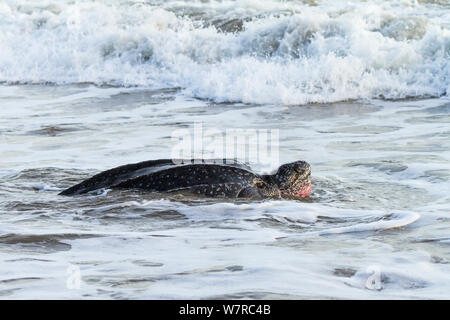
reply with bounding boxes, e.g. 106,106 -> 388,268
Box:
1,0 -> 450,300
1,85 -> 449,299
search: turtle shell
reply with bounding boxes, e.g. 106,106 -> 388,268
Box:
59,159 -> 261,198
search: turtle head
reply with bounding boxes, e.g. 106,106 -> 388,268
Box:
272,161 -> 312,199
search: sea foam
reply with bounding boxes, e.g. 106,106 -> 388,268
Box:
0,0 -> 449,104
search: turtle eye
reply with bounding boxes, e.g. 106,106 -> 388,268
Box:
253,178 -> 267,189
296,166 -> 307,174
296,168 -> 310,178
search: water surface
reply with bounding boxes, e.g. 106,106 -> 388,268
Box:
0,0 -> 449,299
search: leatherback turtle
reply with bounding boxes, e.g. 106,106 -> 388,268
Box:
59,159 -> 312,199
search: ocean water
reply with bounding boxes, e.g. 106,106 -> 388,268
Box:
0,0 -> 449,299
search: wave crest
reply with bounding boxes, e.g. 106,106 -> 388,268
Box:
0,0 -> 448,104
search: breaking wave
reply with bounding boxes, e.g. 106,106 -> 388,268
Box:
0,0 -> 449,104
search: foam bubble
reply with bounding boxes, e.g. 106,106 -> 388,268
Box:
277,212 -> 421,239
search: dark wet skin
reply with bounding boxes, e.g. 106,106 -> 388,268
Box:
59,159 -> 312,200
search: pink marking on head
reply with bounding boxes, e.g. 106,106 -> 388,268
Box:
297,183 -> 312,198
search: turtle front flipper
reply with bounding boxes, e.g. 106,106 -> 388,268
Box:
237,186 -> 263,199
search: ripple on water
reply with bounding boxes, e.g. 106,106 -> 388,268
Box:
333,125 -> 402,135
346,160 -> 408,174
0,233 -> 100,254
